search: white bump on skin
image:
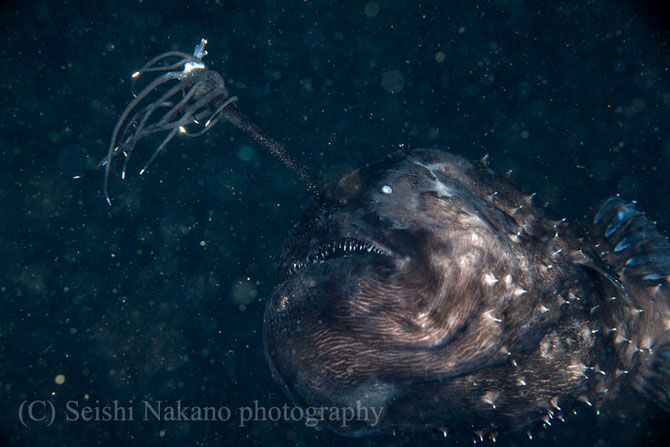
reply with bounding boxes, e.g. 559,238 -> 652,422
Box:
514,287 -> 527,297
640,336 -> 654,352
516,224 -> 526,237
568,362 -> 588,378
578,395 -> 592,406
484,310 -> 503,323
615,333 -> 630,345
483,272 -> 499,285
505,274 -> 513,287
481,391 -> 500,408
591,364 -> 606,375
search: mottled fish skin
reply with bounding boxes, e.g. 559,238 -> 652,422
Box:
264,149 -> 668,437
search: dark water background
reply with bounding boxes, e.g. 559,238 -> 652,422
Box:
1,0 -> 669,446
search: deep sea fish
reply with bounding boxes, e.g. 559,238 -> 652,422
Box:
264,149 -> 670,438
99,40 -> 670,440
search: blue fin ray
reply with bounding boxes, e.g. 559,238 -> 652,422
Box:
593,197 -> 670,283
593,197 -> 623,224
605,204 -> 642,237
626,252 -> 670,267
613,226 -> 663,252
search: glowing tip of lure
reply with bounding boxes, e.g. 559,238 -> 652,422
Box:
106,197 -> 112,206
73,175 -> 81,179
131,71 -> 141,78
121,171 -> 126,180
139,167 -> 146,175
179,126 -> 187,134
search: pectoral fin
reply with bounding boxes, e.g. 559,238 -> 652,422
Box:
592,197 -> 670,284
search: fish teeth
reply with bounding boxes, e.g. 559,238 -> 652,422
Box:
286,238 -> 389,277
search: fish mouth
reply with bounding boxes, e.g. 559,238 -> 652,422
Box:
284,237 -> 392,279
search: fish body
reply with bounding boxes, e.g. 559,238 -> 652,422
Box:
263,149 -> 670,436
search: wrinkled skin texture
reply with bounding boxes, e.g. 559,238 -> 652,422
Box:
263,149 -> 670,437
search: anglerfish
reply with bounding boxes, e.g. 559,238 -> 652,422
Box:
264,148 -> 670,437
97,40 -> 670,440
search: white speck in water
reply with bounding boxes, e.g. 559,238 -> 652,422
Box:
381,185 -> 393,194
